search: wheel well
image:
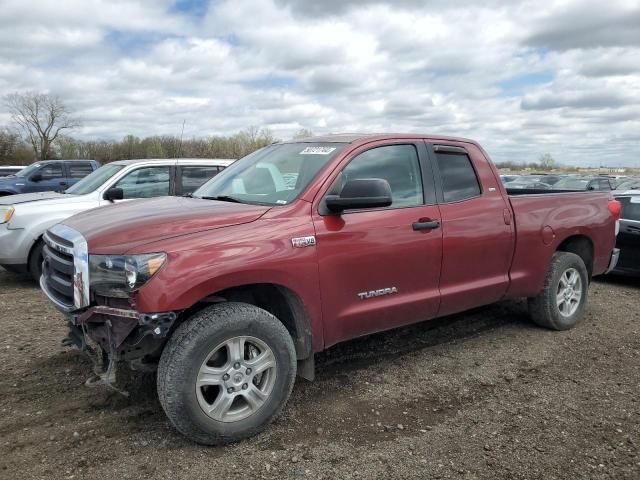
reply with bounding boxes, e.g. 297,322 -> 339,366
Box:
26,236 -> 44,273
0,192 -> 13,197
557,235 -> 594,278
186,283 -> 313,361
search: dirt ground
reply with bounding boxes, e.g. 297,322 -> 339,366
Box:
0,268 -> 638,480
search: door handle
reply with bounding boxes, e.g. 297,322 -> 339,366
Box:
412,220 -> 441,231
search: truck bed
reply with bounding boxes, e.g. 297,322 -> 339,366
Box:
505,190 -> 616,298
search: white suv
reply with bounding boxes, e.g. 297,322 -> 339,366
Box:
0,158 -> 234,280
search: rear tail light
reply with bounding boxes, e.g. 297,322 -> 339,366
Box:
608,199 -> 622,221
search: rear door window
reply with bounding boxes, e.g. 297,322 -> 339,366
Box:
180,166 -> 221,195
434,151 -> 481,202
68,162 -> 95,178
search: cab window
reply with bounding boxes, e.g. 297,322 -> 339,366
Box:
435,152 -> 481,202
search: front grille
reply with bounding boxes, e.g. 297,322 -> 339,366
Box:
41,225 -> 89,312
45,230 -> 73,250
42,243 -> 74,308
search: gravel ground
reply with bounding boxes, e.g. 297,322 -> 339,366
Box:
0,268 -> 638,480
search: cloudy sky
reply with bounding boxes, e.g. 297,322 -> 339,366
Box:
1,0 -> 639,166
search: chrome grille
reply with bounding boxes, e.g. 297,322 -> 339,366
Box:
41,225 -> 90,313
42,243 -> 74,307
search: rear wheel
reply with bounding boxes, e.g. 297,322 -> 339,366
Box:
28,239 -> 45,283
528,252 -> 589,330
157,302 -> 297,445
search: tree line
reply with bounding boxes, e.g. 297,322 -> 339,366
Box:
0,125 -> 280,166
494,153 -> 559,171
0,91 -> 291,165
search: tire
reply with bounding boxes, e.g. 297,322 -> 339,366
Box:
28,240 -> 45,283
157,302 -> 297,445
528,252 -> 589,330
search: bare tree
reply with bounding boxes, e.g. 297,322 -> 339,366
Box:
5,92 -> 79,160
538,153 -> 556,170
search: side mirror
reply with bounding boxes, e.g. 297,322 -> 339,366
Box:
30,173 -> 42,182
324,178 -> 392,214
103,187 -> 124,202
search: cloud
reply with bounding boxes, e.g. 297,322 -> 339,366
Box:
0,0 -> 639,166
521,92 -> 631,110
524,1 -> 640,51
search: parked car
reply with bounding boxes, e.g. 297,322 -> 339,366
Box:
0,166 -> 24,177
612,190 -> 640,276
553,176 -> 615,191
504,178 -> 552,190
615,177 -> 640,191
39,134 -> 619,445
500,174 -> 520,183
0,158 -> 233,280
527,174 -> 566,186
0,160 -> 100,196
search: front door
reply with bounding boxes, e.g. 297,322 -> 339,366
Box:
313,141 -> 443,347
32,163 -> 67,192
99,165 -> 174,206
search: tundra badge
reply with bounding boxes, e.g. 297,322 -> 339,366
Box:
291,236 -> 317,248
357,287 -> 398,300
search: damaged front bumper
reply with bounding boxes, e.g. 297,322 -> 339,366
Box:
64,305 -> 178,365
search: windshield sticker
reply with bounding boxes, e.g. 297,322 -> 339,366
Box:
276,200 -> 288,204
300,147 -> 336,155
630,197 -> 640,204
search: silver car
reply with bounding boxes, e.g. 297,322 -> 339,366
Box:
0,158 -> 234,280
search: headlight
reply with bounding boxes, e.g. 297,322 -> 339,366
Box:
0,206 -> 14,224
89,253 -> 166,298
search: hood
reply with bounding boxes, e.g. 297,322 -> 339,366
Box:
0,176 -> 20,187
61,196 -> 272,254
0,191 -> 66,206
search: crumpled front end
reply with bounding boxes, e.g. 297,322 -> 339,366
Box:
40,224 -> 179,378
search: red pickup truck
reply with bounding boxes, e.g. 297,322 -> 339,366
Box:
40,134 -> 620,445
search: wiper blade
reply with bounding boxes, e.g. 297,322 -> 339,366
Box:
200,195 -> 243,203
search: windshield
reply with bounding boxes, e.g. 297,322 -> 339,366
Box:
15,163 -> 42,178
65,164 -> 125,195
618,196 -> 640,220
194,142 -> 347,205
553,178 -> 590,190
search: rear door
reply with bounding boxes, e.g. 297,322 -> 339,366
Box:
428,142 -> 515,316
313,140 -> 443,347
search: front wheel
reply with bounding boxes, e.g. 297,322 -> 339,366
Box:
528,252 -> 589,330
28,240 -> 45,283
157,302 -> 297,445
